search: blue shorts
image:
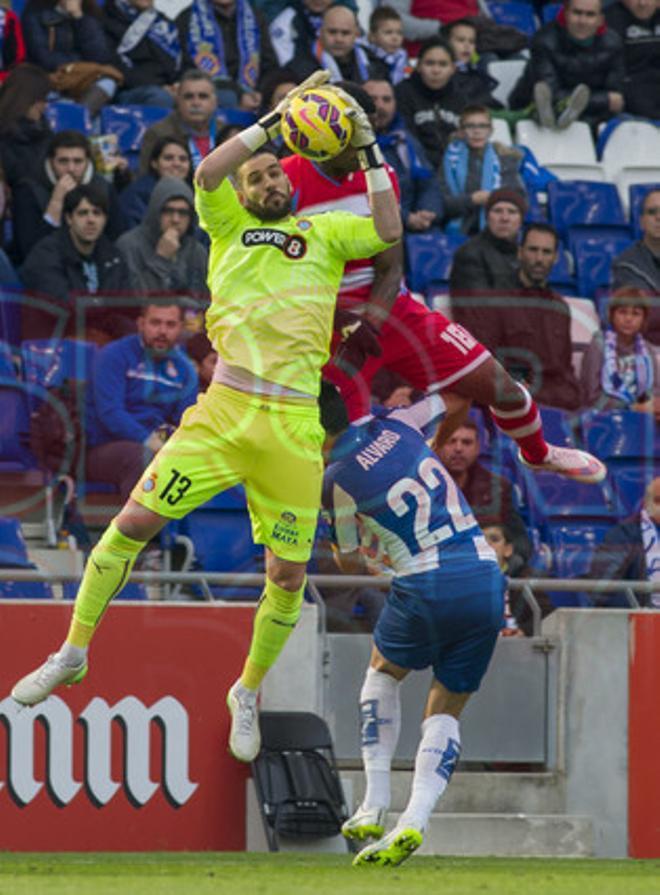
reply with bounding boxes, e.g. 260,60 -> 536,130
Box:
373,562 -> 505,693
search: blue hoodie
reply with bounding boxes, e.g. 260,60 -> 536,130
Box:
86,334 -> 198,447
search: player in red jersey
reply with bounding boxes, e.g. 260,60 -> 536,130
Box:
281,83 -> 605,483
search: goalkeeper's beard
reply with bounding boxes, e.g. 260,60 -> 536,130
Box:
247,193 -> 292,221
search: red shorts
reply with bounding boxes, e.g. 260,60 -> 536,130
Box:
324,291 -> 491,420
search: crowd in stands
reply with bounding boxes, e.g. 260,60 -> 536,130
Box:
0,0 -> 658,628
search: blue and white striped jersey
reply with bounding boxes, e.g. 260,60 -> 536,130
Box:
322,395 -> 497,576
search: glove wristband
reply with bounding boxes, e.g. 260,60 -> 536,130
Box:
365,166 -> 392,194
357,142 -> 385,171
239,113 -> 280,152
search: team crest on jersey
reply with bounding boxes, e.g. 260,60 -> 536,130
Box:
142,474 -> 157,493
242,228 -> 307,259
297,219 -> 312,231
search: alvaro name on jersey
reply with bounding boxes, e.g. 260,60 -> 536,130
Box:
322,394 -> 498,577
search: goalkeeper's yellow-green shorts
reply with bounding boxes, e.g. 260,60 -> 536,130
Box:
130,383 -> 324,564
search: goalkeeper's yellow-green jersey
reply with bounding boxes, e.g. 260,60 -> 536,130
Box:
195,178 -> 393,397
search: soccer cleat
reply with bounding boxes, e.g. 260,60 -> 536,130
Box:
11,654 -> 87,706
226,680 -> 260,762
342,805 -> 387,842
533,81 -> 556,129
353,825 -> 423,867
557,84 -> 591,130
520,444 -> 606,484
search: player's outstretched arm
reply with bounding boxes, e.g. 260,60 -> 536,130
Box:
195,70 -> 331,193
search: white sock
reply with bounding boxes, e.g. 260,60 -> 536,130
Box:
57,642 -> 87,667
359,667 -> 401,811
398,714 -> 461,833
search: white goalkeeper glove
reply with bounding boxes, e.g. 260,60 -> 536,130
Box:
256,69 -> 332,142
322,84 -> 385,171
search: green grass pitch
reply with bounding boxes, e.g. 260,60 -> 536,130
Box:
1,853 -> 659,895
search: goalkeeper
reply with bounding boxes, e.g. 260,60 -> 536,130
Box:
11,72 -> 402,764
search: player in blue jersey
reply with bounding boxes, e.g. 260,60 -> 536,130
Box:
320,382 -> 505,867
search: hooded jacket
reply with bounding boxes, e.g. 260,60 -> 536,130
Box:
117,177 -> 209,297
395,70 -> 466,169
510,11 -> 625,118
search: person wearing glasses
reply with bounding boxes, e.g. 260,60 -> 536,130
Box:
440,105 -> 526,237
117,177 -> 209,297
612,189 -> 660,346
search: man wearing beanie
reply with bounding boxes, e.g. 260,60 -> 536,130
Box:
449,187 -> 525,295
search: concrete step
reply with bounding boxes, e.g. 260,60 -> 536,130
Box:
341,770 -> 565,815
408,812 -> 593,858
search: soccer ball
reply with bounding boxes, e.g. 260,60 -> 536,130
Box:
281,87 -> 354,161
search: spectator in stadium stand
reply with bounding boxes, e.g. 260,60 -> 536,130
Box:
117,178 -> 209,298
605,0 -> 660,120
19,182 -> 134,342
433,419 -> 532,563
22,0 -> 118,115
611,189 -> 660,346
84,303 -> 198,503
482,520 -> 555,636
452,222 -> 582,411
0,2 -> 26,82
442,18 -> 503,110
362,6 -> 410,85
580,288 -> 660,418
586,476 -> 660,608
0,63 -> 52,191
448,187 -> 523,294
387,0 -> 478,49
509,0 -> 626,130
11,129 -> 126,265
439,105 -> 525,237
138,70 -> 219,176
185,330 -> 217,392
102,0 -> 193,109
269,0 -> 356,67
119,136 -> 192,230
364,77 -> 443,234
394,37 -> 473,170
179,0 -> 279,112
288,5 -> 390,83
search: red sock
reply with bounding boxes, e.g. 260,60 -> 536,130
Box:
490,387 -> 549,464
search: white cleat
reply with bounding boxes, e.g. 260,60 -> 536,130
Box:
12,654 -> 87,706
342,804 -> 387,842
226,680 -> 260,762
353,825 -> 423,867
520,444 -> 606,484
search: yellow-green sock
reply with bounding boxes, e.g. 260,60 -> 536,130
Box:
240,577 -> 305,690
65,521 -> 145,647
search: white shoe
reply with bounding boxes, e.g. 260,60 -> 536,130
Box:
533,81 -> 556,129
520,444 -> 606,484
557,84 -> 591,129
342,804 -> 387,842
226,680 -> 260,762
12,654 -> 87,706
353,825 -> 423,867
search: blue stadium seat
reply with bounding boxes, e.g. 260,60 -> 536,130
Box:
0,341 -> 15,380
629,182 -> 660,239
573,234 -> 632,298
582,410 -> 658,461
0,286 -> 25,348
0,517 -> 54,599
521,469 -> 619,527
0,389 -> 36,471
405,232 -> 465,294
537,406 -> 581,447
45,101 -> 92,135
21,339 -> 97,409
217,108 -> 258,128
545,521 -> 611,579
99,105 -> 170,166
542,2 -> 561,22
566,224 -> 631,260
488,2 -> 537,36
547,243 -> 577,295
178,486 -> 264,599
610,463 -> 659,516
547,180 -> 627,241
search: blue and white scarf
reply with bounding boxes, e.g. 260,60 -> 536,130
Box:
443,138 -> 501,231
600,327 -> 654,405
187,0 -> 260,91
361,40 -> 408,84
115,0 -> 182,67
640,509 -> 660,605
313,38 -> 371,83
